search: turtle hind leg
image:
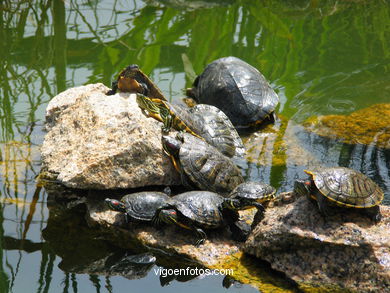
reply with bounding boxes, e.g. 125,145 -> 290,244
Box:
364,206 -> 381,223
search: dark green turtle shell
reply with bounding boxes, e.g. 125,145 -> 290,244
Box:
121,192 -> 170,221
229,181 -> 276,201
307,167 -> 384,208
163,191 -> 228,229
177,133 -> 244,195
189,56 -> 279,128
189,104 -> 245,158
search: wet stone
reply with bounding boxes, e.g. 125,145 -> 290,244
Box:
244,195 -> 390,292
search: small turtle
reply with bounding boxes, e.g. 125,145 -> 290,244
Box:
136,94 -> 245,158
105,191 -> 170,223
187,56 -> 279,128
106,64 -> 166,100
162,133 -> 244,195
226,181 -> 276,211
294,167 -> 384,222
226,181 -> 276,229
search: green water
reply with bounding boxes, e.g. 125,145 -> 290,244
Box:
1,0 -> 389,292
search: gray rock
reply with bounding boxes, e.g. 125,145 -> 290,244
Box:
41,83 -> 180,189
244,195 -> 390,292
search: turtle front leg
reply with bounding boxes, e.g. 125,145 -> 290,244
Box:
194,227 -> 207,247
251,208 -> 265,229
161,112 -> 173,133
315,192 -> 331,218
364,205 -> 381,223
106,81 -> 118,95
229,221 -> 251,242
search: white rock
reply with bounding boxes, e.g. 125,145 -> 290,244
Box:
41,84 -> 180,189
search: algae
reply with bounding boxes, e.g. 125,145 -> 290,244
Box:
303,103 -> 390,149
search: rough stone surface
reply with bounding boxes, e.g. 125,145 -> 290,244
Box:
244,195 -> 390,292
41,83 -> 180,189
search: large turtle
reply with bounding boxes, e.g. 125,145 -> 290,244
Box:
187,56 -> 279,128
294,167 -> 384,222
106,64 -> 166,100
105,191 -> 170,223
136,94 -> 245,158
162,133 -> 244,195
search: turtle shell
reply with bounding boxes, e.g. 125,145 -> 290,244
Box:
229,181 -> 276,201
307,167 -> 384,208
190,56 -> 279,128
168,191 -> 226,229
162,101 -> 203,138
178,133 -> 244,195
189,104 -> 245,158
121,192 -> 170,221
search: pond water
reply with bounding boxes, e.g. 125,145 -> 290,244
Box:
1,0 -> 389,292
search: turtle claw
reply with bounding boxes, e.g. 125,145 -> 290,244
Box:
161,125 -> 170,133
195,238 -> 205,247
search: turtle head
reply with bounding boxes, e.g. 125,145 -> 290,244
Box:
223,198 -> 265,212
158,209 -> 179,225
117,64 -> 148,94
162,136 -> 181,157
105,198 -> 127,213
122,64 -> 140,78
293,180 -> 311,197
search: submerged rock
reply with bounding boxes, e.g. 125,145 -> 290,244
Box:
244,195 -> 390,292
41,83 -> 180,189
303,103 -> 390,149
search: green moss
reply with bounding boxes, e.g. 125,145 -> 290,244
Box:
303,104 -> 390,149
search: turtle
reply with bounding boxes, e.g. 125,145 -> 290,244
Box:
226,181 -> 276,211
153,182 -> 277,245
136,93 -> 245,158
294,167 -> 384,222
106,64 -> 166,100
188,104 -> 245,158
187,56 -> 279,128
152,191 -> 246,245
226,181 -> 277,229
105,191 -> 170,223
162,132 -> 244,195
136,93 -> 203,139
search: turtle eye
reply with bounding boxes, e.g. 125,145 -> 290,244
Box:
169,211 -> 176,216
305,181 -> 311,186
